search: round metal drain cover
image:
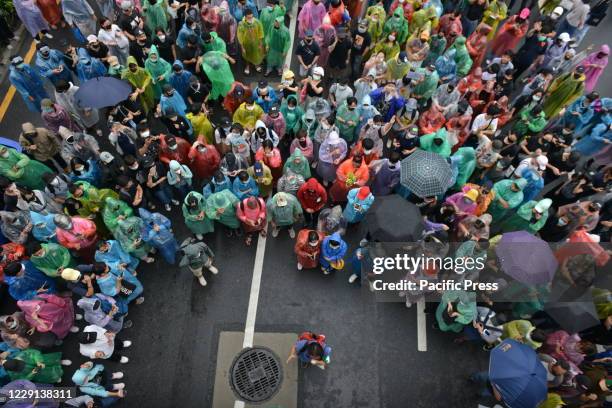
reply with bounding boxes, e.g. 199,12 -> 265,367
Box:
229,346 -> 283,403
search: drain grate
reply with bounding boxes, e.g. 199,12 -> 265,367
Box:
229,346 -> 283,403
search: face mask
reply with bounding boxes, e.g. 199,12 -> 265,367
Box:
169,145 -> 178,151
158,34 -> 166,41
312,74 -> 322,81
308,241 -> 318,246
557,218 -> 568,226
0,151 -> 8,158
150,56 -> 158,62
358,27 -> 366,33
288,105 -> 296,110
197,146 -> 207,153
388,35 -> 396,41
533,95 -> 542,101
50,177 -> 60,186
231,131 -> 241,137
166,91 -> 175,97
130,67 -> 138,72
246,105 -> 255,111
372,124 -> 381,130
129,163 -> 139,170
42,107 -> 54,113
140,131 -> 150,138
74,165 -> 84,172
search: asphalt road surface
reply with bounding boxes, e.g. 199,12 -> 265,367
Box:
0,4 -> 610,408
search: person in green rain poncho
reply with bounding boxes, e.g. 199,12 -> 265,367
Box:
237,10 -> 266,75
29,242 -> 75,277
284,149 -> 311,179
543,67 -> 586,118
182,191 -> 214,239
206,189 -> 241,234
3,349 -> 66,383
423,33 -> 446,66
202,31 -> 227,54
144,45 -> 172,99
419,128 -> 452,157
197,51 -> 236,100
0,146 -> 52,190
336,98 -> 360,144
412,65 -> 440,105
280,94 -> 303,136
487,178 -> 528,222
482,0 -> 507,40
142,0 -> 168,35
383,8 -> 409,46
102,197 -> 133,234
114,216 -> 154,262
498,198 -> 552,234
260,2 -> 285,41
364,3 -> 386,45
386,51 -> 411,81
451,147 -> 476,189
122,56 -> 155,114
265,17 -> 291,76
447,36 -> 472,77
435,290 -> 477,333
372,36 -> 401,60
68,181 -> 119,219
512,105 -> 547,139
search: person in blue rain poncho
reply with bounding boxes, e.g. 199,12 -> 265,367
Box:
231,0 -> 259,22
95,240 -> 139,273
75,48 -> 106,82
29,211 -> 57,243
35,45 -> 73,86
203,171 -> 233,199
169,61 -> 193,100
573,98 -> 612,156
3,260 -> 57,301
254,81 -> 280,113
320,232 -> 348,275
138,208 -> 178,264
343,186 -> 375,223
8,56 -> 49,113
232,171 -> 260,200
93,260 -> 144,305
563,93 -> 598,137
69,158 -> 101,186
176,18 -> 200,49
520,168 -> 544,204
435,48 -> 457,83
160,83 -> 188,118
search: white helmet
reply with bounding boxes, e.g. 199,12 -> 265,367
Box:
313,66 -> 324,77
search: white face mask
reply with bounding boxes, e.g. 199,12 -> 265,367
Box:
312,74 -> 322,81
74,166 -> 84,172
358,27 -> 366,33
288,105 -> 296,110
169,145 -> 178,151
140,131 -> 150,138
309,241 -> 318,247
246,105 -> 255,111
50,178 -> 60,186
388,35 -> 396,41
158,35 -> 166,41
533,95 -> 542,101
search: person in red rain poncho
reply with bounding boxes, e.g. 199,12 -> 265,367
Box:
159,135 -> 191,165
437,11 -> 463,45
457,67 -> 484,95
188,140 -> 221,181
490,8 -> 530,57
351,138 -> 380,166
236,196 -> 267,245
329,154 -> 369,203
419,104 -> 447,135
0,243 -> 27,282
294,229 -> 325,270
223,83 -> 252,115
297,178 -> 328,227
466,24 -> 492,71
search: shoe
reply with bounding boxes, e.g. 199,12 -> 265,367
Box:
317,364 -> 325,370
405,300 -> 412,308
297,262 -> 303,270
208,265 -> 218,274
112,383 -> 125,391
123,320 -> 133,329
171,199 -> 180,206
165,204 -> 171,211
6,44 -> 12,50
255,65 -> 262,73
44,32 -> 53,39
288,228 -> 295,239
196,234 -> 203,240
323,269 -> 331,275
60,359 -> 72,366
122,341 -> 132,348
135,297 -> 145,305
119,356 -> 129,363
271,227 -> 279,238
75,313 -> 83,321
143,256 -> 154,263
264,69 -> 271,77
244,67 -> 250,75
348,274 -> 358,283
112,372 -> 124,380
198,276 -> 207,286
70,326 -> 79,333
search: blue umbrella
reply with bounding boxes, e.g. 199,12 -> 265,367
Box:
74,76 -> 132,109
489,339 -> 547,408
0,137 -> 22,152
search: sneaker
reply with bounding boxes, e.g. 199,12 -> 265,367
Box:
171,199 -> 180,206
288,227 -> 295,239
122,341 -> 132,348
112,372 -> 124,380
195,234 -> 203,240
208,265 -> 218,274
405,300 -> 412,308
271,227 -> 279,238
317,364 -> 325,370
482,343 -> 494,351
112,383 -> 125,391
6,44 -> 12,50
70,326 -> 79,333
164,204 -> 171,211
135,297 -> 145,305
311,161 -> 318,169
44,32 -> 53,39
297,262 -> 303,271
75,313 -> 83,321
143,256 -> 154,263
198,276 -> 207,286
122,320 -> 133,329
348,274 -> 358,283
323,269 -> 331,275
119,356 -> 129,364
60,359 -> 72,366
264,69 -> 271,77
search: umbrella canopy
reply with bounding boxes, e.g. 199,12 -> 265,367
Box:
489,339 -> 547,408
75,77 -> 132,109
400,150 -> 453,198
495,231 -> 559,285
362,194 -> 424,242
545,284 -> 601,333
0,137 -> 22,152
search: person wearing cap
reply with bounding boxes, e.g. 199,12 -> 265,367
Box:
205,189 -> 241,237
445,188 -> 480,216
223,82 -> 252,115
61,0 -> 96,37
182,192 -> 214,240
35,45 -> 73,86
237,9 -> 265,75
244,161 -> 270,198
85,35 -> 110,63
232,98 -> 264,131
500,198 -> 553,234
266,191 -> 303,238
385,51 -> 410,81
296,30 -> 321,77
343,187 -> 374,224
543,66 -> 586,118
178,237 -> 218,287
122,56 -> 155,114
254,80 -> 279,113
542,33 -> 572,72
9,56 -> 49,113
317,131 -> 347,186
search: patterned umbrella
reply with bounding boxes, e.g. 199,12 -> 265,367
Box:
400,150 -> 453,198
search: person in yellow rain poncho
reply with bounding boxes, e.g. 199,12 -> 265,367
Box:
121,56 -> 155,115
186,103 -> 215,144
237,9 -> 266,75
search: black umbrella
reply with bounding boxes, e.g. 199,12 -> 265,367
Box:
400,150 -> 453,198
75,77 -> 133,109
362,194 -> 424,242
544,285 -> 600,333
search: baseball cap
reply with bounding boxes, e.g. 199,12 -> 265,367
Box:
536,155 -> 548,170
534,198 -> 552,214
313,66 -> 324,77
61,268 -> 81,282
276,194 -> 288,207
304,29 -> 314,37
87,35 -> 98,43
558,32 -> 571,42
253,161 -> 264,176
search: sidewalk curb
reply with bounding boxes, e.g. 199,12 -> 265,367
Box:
0,24 -> 28,86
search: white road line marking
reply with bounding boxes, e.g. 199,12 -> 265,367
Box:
283,0 -> 299,71
417,298 -> 427,352
242,232 -> 268,348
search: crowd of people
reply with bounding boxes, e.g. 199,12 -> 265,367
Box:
1,0 -> 611,404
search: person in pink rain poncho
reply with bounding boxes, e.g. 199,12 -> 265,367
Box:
17,294 -> 76,340
298,0 -> 327,38
579,44 -> 609,92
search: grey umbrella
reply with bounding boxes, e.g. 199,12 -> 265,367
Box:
400,150 -> 453,198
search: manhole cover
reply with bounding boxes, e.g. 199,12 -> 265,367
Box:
229,346 -> 283,404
